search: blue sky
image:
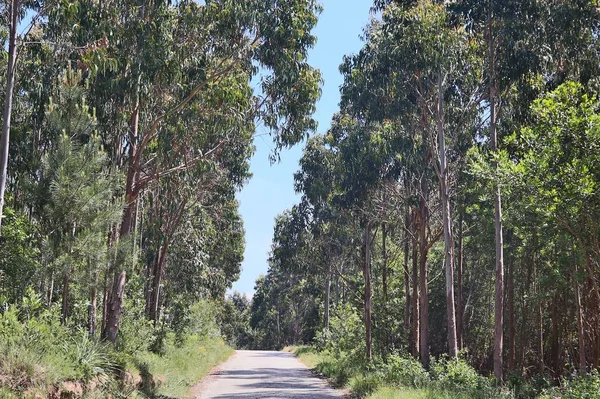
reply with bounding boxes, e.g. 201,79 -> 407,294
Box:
233,0 -> 373,298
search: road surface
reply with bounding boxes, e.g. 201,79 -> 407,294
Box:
196,350 -> 344,398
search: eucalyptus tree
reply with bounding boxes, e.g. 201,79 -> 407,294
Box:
47,0 -> 325,342
449,0 -> 600,380
510,82 -> 600,371
336,0 -> 483,364
0,0 -> 47,233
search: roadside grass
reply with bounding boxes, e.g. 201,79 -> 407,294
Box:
365,385 -> 476,399
0,305 -> 234,398
283,345 -> 323,369
134,335 -> 234,398
366,386 -> 430,399
283,346 -> 510,399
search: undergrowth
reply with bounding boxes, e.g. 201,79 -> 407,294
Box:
0,297 -> 233,398
287,346 -> 600,399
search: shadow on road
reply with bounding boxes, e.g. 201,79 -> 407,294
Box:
208,367 -> 341,399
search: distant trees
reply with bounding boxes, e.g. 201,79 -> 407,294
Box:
248,0 -> 600,385
0,0 -> 322,347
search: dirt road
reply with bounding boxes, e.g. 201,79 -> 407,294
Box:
196,350 -> 343,398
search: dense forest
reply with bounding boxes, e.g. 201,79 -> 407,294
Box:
2,0 -> 600,398
221,0 -> 600,397
0,0 -> 321,397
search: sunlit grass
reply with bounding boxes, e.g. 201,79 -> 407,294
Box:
134,335 -> 234,398
284,345 -> 323,369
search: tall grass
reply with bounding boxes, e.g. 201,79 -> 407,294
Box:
286,346 -> 600,399
134,334 -> 233,398
0,300 -> 234,398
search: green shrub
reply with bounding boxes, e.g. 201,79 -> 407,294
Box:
188,300 -> 221,339
316,358 -> 353,386
351,372 -> 384,397
315,303 -> 365,359
430,357 -> 483,392
382,353 -> 430,389
562,371 -> 600,399
64,334 -> 115,382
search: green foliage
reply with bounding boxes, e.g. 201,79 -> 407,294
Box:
0,303 -> 114,393
382,353 -> 430,389
315,303 -> 365,360
561,372 -> 600,399
218,292 -> 253,349
429,357 -> 496,397
0,206 -> 40,305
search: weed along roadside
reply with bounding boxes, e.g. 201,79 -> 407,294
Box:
284,346 -> 600,399
0,300 -> 234,398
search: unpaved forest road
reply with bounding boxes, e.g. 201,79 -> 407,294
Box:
196,350 -> 344,398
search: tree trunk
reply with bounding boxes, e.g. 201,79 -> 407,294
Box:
412,211 -> 420,358
437,73 -> 458,359
489,7 -> 505,379
89,266 -> 99,336
324,262 -> 331,330
0,0 -> 19,234
363,221 -> 373,362
47,271 -> 54,306
149,240 -> 170,323
508,257 -> 516,371
382,222 -> 388,303
520,246 -> 534,371
418,180 -> 429,368
404,210 -> 411,336
103,105 -> 139,342
60,267 -> 71,324
550,293 -> 560,376
457,211 -> 464,350
574,265 -> 586,373
538,296 -> 544,374
103,271 -> 127,342
101,268 -> 108,334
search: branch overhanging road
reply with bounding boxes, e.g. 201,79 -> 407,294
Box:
196,350 -> 344,399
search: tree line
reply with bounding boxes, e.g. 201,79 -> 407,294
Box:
0,0 -> 321,345
243,0 -> 600,384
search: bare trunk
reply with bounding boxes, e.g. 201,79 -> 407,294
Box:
550,293 -> 560,376
457,212 -> 464,350
363,221 -> 373,362
103,106 -> 139,342
145,247 -> 160,317
101,268 -> 108,333
89,267 -> 98,336
412,212 -> 420,358
538,296 -> 544,374
47,271 -> 54,306
575,266 -> 586,373
149,241 -> 170,323
324,263 -> 331,329
102,271 -> 126,342
489,7 -> 505,379
508,257 -> 516,371
419,180 -> 429,367
437,73 -> 458,358
520,246 -> 534,370
382,223 -> 388,303
60,268 -> 71,324
0,0 -> 19,234
404,210 -> 411,335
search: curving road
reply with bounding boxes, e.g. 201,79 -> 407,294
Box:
196,350 -> 343,399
